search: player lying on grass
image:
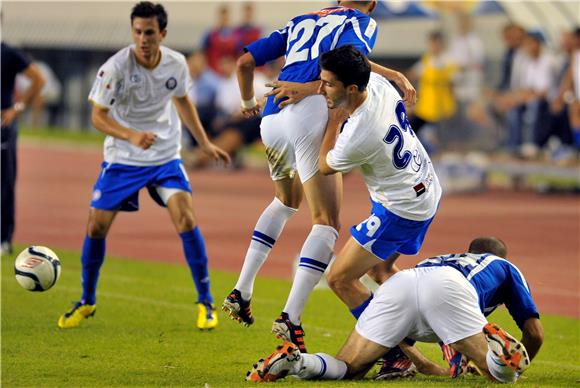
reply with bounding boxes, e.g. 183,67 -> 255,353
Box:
371,237 -> 544,380
246,238 -> 540,383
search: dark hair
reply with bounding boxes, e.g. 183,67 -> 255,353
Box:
468,237 -> 507,258
131,2 -> 167,31
429,30 -> 444,42
319,45 -> 370,91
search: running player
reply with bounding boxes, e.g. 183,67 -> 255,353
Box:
57,1 -> 230,330
246,237 -> 539,383
223,0 -> 416,353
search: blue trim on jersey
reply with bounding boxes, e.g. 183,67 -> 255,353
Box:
416,254 -> 539,329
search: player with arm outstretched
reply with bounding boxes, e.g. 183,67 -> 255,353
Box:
223,0 -> 417,353
57,1 -> 230,331
377,236 -> 544,380
247,238 -> 535,384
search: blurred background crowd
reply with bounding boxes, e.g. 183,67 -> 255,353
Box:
3,1 -> 579,192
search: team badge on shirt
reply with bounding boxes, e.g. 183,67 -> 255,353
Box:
165,77 -> 177,90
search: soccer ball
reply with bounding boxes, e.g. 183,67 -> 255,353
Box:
14,246 -> 61,291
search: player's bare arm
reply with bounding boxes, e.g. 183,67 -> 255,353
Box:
1,63 -> 45,127
172,95 -> 231,164
319,107 -> 348,175
264,80 -> 320,108
369,61 -> 416,107
236,52 -> 261,118
399,342 -> 449,376
90,104 -> 156,150
520,317 -> 544,360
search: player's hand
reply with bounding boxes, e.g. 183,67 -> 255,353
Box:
1,107 -> 18,127
393,74 -> 417,108
199,142 -> 232,165
241,102 -> 262,118
128,131 -> 157,150
265,81 -> 311,108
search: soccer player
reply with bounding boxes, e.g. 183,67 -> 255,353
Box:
1,42 -> 45,255
374,236 -> 544,380
223,0 -> 416,353
246,237 -> 540,383
57,2 -> 230,330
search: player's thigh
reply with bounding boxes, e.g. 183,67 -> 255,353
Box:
273,175 -> 302,209
260,115 -> 297,182
336,329 -> 389,379
301,172 -> 342,227
329,238 -> 384,282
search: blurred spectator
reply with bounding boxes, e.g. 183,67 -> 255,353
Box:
407,30 -> 458,152
448,12 -> 485,104
15,60 -> 62,128
184,57 -> 283,169
504,31 -> 554,158
545,29 -> 576,162
183,50 -> 220,149
201,5 -> 238,76
497,23 -> 527,92
235,2 -> 261,52
1,42 -> 45,255
558,27 -> 580,152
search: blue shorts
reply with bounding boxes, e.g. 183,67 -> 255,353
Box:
350,199 -> 435,260
90,160 -> 192,212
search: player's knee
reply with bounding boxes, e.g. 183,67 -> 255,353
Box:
175,212 -> 196,233
327,270 -> 350,295
86,220 -> 109,239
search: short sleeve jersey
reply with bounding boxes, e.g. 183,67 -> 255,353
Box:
1,42 -> 31,110
88,45 -> 191,166
416,253 -> 540,329
245,6 -> 378,117
327,73 -> 442,221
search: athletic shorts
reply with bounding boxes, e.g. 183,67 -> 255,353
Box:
350,199 -> 435,260
355,266 -> 487,347
260,94 -> 328,183
90,159 -> 191,212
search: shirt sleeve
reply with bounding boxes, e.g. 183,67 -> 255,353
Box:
174,56 -> 191,98
335,15 -> 377,56
88,61 -> 123,109
326,121 -> 369,172
503,263 -> 540,329
245,25 -> 288,67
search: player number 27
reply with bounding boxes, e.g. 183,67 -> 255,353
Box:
285,15 -> 347,67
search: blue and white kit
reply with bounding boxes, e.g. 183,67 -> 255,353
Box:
245,6 -> 378,183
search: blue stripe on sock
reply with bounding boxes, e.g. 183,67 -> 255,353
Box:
253,230 -> 276,245
315,354 -> 327,379
350,293 -> 373,320
251,237 -> 273,248
298,263 -> 325,273
299,257 -> 328,271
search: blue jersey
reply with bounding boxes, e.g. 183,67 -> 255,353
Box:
416,253 -> 539,329
245,6 -> 378,117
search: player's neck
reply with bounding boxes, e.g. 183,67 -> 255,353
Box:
346,91 -> 368,115
135,49 -> 162,70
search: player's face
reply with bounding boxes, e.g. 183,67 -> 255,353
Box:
131,17 -> 166,65
319,69 -> 347,109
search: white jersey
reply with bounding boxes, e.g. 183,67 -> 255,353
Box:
89,45 -> 191,166
327,73 -> 442,221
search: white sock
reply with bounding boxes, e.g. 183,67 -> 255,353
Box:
296,353 -> 347,380
283,224 -> 338,324
486,349 -> 518,383
235,198 -> 297,300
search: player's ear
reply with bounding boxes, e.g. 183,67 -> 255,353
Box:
368,0 -> 377,14
161,29 -> 167,39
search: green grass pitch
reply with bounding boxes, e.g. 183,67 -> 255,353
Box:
2,246 -> 579,387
